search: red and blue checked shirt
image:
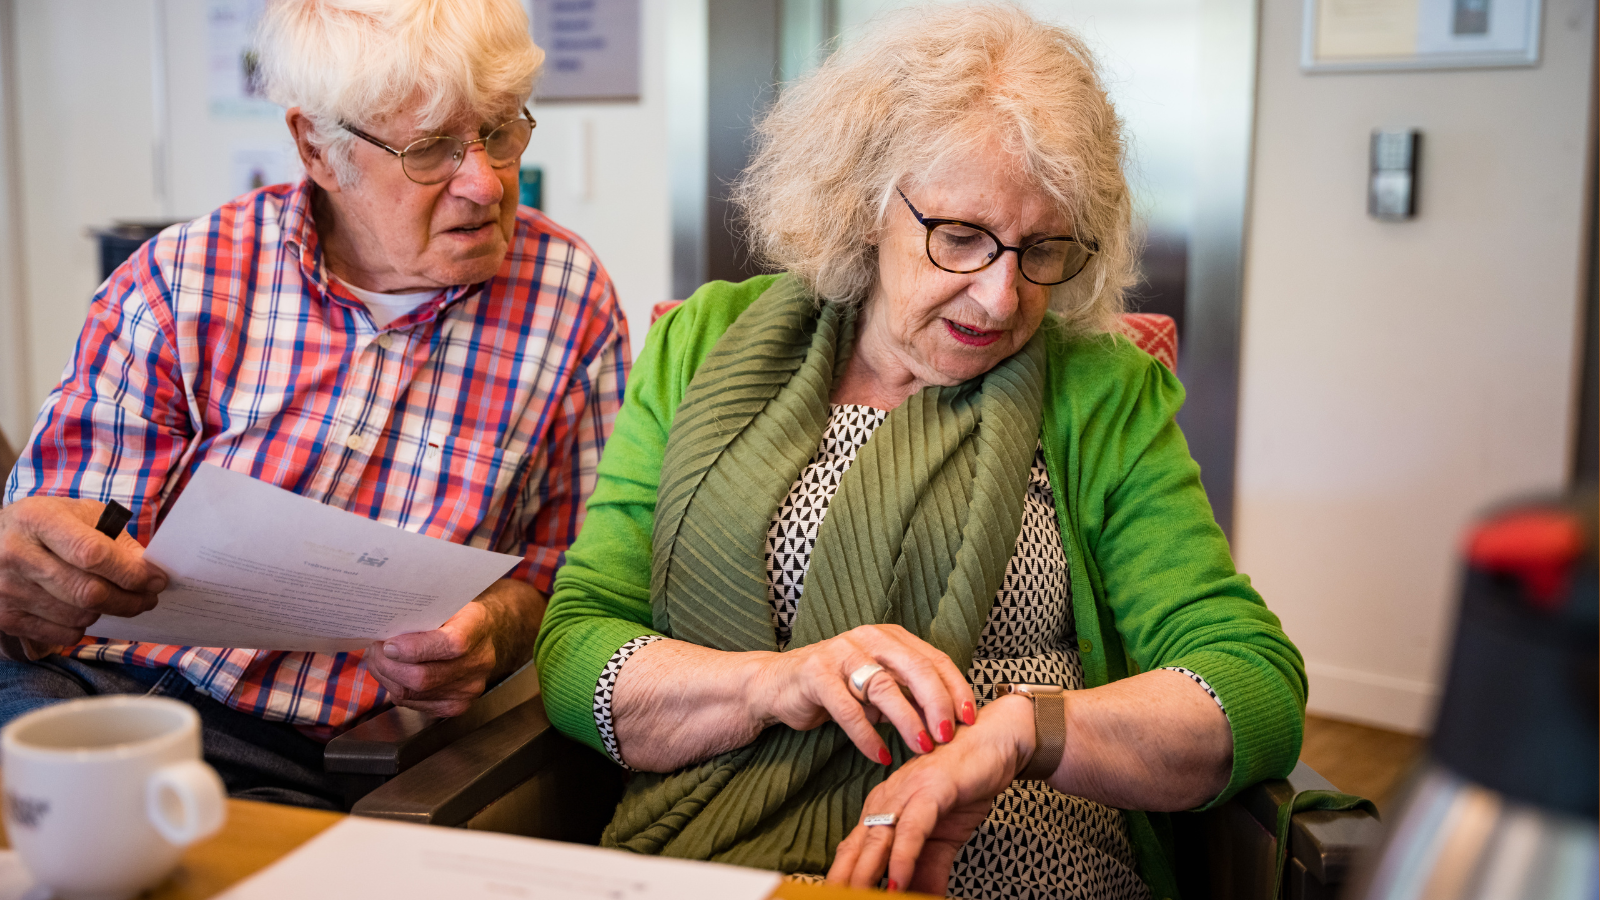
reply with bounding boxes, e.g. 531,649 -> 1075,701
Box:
4,180 -> 629,736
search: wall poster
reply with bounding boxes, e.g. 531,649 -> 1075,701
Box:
529,0 -> 642,102
208,0 -> 278,117
1302,0 -> 1542,71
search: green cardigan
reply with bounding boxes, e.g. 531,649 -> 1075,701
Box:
535,275 -> 1306,898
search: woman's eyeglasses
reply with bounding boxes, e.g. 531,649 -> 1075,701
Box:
897,189 -> 1096,286
343,108 -> 536,185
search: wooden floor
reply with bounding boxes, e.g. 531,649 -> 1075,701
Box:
1298,714 -> 1427,813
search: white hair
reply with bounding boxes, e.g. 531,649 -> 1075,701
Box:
733,3 -> 1135,334
256,0 -> 543,184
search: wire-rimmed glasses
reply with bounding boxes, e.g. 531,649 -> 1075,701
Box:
343,108 -> 537,186
897,189 -> 1096,286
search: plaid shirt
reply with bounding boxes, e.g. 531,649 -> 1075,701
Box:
5,180 -> 629,735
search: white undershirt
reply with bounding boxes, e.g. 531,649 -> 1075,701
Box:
334,276 -> 442,329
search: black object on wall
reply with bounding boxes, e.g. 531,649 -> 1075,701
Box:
93,222 -> 181,283
703,0 -> 780,286
1574,110 -> 1597,485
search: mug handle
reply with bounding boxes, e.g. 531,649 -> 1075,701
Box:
146,759 -> 228,846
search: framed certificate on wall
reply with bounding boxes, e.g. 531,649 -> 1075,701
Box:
1302,0 -> 1542,72
530,0 -> 641,102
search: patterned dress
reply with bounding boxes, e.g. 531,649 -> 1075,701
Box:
597,405 -> 1225,899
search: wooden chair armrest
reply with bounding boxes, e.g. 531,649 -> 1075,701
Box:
350,687 -> 625,843
1234,761 -> 1386,889
325,659 -> 543,777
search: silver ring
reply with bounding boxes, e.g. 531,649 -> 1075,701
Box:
863,813 -> 897,827
848,663 -> 886,702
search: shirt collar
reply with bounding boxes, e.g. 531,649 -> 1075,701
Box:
277,177 -> 483,318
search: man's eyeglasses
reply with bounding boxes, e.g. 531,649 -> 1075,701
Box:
897,189 -> 1096,286
343,108 -> 537,186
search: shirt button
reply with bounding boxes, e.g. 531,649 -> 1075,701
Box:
1078,639 -> 1093,654
345,433 -> 365,451
376,333 -> 394,350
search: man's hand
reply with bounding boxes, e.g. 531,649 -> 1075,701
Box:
0,496 -> 167,647
366,577 -> 546,716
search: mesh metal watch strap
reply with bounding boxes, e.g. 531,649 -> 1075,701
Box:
1017,691 -> 1065,781
998,683 -> 1067,782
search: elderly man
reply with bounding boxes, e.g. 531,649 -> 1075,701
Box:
0,0 -> 627,809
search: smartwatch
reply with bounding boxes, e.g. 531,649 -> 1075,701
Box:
995,683 -> 1065,782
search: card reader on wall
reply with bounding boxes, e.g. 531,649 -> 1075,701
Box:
1370,129 -> 1420,221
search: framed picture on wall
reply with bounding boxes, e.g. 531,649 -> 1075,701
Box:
1302,0 -> 1542,72
528,0 -> 642,102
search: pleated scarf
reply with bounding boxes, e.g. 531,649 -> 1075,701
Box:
600,275 -> 1046,874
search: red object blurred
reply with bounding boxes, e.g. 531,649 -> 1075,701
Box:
1465,510 -> 1587,609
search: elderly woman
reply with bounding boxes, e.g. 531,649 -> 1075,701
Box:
535,5 -> 1304,897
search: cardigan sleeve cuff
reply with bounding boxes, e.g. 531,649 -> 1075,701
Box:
537,614 -> 664,755
1167,647 -> 1306,810
594,634 -> 668,767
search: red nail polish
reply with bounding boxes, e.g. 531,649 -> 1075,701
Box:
962,700 -> 976,725
917,730 -> 933,753
887,880 -> 899,892
877,747 -> 892,765
938,720 -> 954,742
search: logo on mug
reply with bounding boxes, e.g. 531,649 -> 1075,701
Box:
4,790 -> 49,830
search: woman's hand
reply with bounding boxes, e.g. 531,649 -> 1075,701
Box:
749,624 -> 978,765
827,693 -> 1036,894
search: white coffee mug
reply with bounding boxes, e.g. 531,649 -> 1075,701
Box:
1,695 -> 227,900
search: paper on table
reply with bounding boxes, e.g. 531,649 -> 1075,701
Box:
85,464 -> 523,652
217,817 -> 782,900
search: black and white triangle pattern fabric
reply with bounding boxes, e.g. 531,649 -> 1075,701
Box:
763,405 -> 1073,652
949,783 -> 1150,900
756,405 -> 1145,900
975,452 -> 1072,660
593,634 -> 665,766
766,405 -> 889,647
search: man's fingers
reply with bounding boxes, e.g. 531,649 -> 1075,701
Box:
29,502 -> 165,593
0,607 -> 88,646
370,656 -> 478,695
381,626 -> 469,664
390,696 -> 476,717
11,542 -> 157,618
382,600 -> 492,664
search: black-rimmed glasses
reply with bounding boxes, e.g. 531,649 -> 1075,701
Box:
343,108 -> 537,185
897,189 -> 1096,286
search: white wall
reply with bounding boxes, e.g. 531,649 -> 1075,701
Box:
520,0 -> 675,344
0,0 -> 29,445
0,0 -> 677,442
1235,0 -> 1595,733
11,1 -> 162,441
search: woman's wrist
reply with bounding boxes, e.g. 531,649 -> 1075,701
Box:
739,649 -> 787,729
981,693 -> 1039,780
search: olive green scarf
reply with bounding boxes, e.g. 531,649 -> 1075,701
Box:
600,275 -> 1046,874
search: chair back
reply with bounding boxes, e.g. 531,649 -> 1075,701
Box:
0,427 -> 16,489
649,300 -> 1178,373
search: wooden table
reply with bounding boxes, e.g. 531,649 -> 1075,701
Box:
1,799 -> 888,900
